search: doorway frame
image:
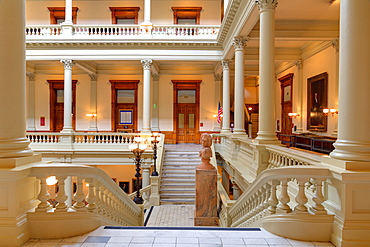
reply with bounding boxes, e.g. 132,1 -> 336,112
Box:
172,80 -> 201,143
48,80 -> 77,132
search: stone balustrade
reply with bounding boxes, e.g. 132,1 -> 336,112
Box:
25,24 -> 220,39
29,164 -> 143,227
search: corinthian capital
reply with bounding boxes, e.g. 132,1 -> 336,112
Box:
255,0 -> 278,11
152,73 -> 160,81
26,72 -> 35,81
89,73 -> 97,81
232,36 -> 248,50
141,59 -> 153,70
214,73 -> 222,81
60,60 -> 74,70
331,38 -> 339,53
221,60 -> 232,69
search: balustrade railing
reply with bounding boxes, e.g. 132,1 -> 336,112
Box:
30,164 -> 143,226
229,166 -> 332,228
25,24 -> 220,39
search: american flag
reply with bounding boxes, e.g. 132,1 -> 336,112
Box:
217,102 -> 223,123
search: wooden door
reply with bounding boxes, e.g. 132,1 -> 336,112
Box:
48,80 -> 76,132
110,80 -> 139,132
176,104 -> 197,143
279,74 -> 294,141
172,80 -> 201,144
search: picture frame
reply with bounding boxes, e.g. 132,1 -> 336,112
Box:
307,72 -> 328,132
119,181 -> 130,193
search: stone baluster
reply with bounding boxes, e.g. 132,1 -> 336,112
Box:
294,179 -> 308,213
100,186 -> 107,216
263,183 -> 271,214
55,176 -> 68,212
86,178 -> 97,212
258,187 -> 266,214
73,177 -> 87,212
277,179 -> 292,213
35,177 -> 51,212
94,181 -> 102,214
311,179 -> 327,215
268,180 -> 279,214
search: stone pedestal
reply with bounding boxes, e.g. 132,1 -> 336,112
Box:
194,167 -> 219,226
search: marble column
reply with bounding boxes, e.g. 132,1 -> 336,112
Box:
151,73 -> 160,132
26,73 -> 36,132
214,73 -> 222,132
143,0 -> 151,24
221,60 -> 231,134
232,36 -> 248,135
141,59 -> 152,133
331,39 -> 339,137
60,60 -> 74,133
330,0 -> 370,165
295,60 -> 303,133
64,0 -> 73,24
255,0 -> 279,143
0,0 -> 33,161
88,73 -> 98,132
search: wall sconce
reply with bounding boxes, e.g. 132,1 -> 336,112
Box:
288,112 -> 299,118
86,113 -> 97,118
323,108 -> 338,116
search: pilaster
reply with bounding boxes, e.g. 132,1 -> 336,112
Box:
151,73 -> 160,132
60,60 -> 74,134
88,73 -> 98,132
26,73 -> 36,132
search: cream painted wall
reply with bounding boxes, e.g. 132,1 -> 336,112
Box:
96,165 -> 136,193
244,87 -> 258,104
26,0 -> 220,25
275,46 -> 338,136
157,74 -> 217,131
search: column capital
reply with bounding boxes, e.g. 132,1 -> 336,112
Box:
295,60 -> 303,70
152,73 -> 160,81
255,0 -> 278,11
232,36 -> 248,50
89,73 -> 97,81
221,60 -> 232,69
60,60 -> 74,70
26,72 -> 35,81
214,73 -> 222,81
331,38 -> 339,53
141,59 -> 153,70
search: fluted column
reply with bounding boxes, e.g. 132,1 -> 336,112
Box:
26,73 -> 36,132
221,60 -> 231,134
232,37 -> 248,135
0,0 -> 33,160
88,74 -> 98,131
60,60 -> 74,133
255,0 -> 279,143
330,0 -> 370,164
141,59 -> 152,133
151,73 -> 160,131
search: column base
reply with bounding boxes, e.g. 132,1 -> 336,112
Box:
60,128 -> 74,134
322,156 -> 370,170
141,128 -> 152,134
0,154 -> 41,168
220,129 -> 231,134
232,129 -> 247,135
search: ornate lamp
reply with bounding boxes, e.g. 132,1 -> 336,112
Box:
129,136 -> 147,204
150,133 -> 161,176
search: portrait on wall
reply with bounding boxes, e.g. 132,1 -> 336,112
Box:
307,72 -> 328,132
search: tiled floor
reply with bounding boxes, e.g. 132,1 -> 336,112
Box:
145,205 -> 195,227
23,205 -> 335,247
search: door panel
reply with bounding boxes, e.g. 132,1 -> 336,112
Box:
176,104 -> 197,143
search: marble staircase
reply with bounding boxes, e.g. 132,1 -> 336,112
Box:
160,149 -> 200,205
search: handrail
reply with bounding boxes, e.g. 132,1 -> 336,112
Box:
229,166 -> 332,228
29,163 -> 143,226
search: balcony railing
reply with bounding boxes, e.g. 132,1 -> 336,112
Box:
25,24 -> 220,40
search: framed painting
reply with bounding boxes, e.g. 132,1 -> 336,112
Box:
307,72 -> 328,132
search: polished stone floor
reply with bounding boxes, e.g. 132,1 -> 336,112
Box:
23,205 -> 335,247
